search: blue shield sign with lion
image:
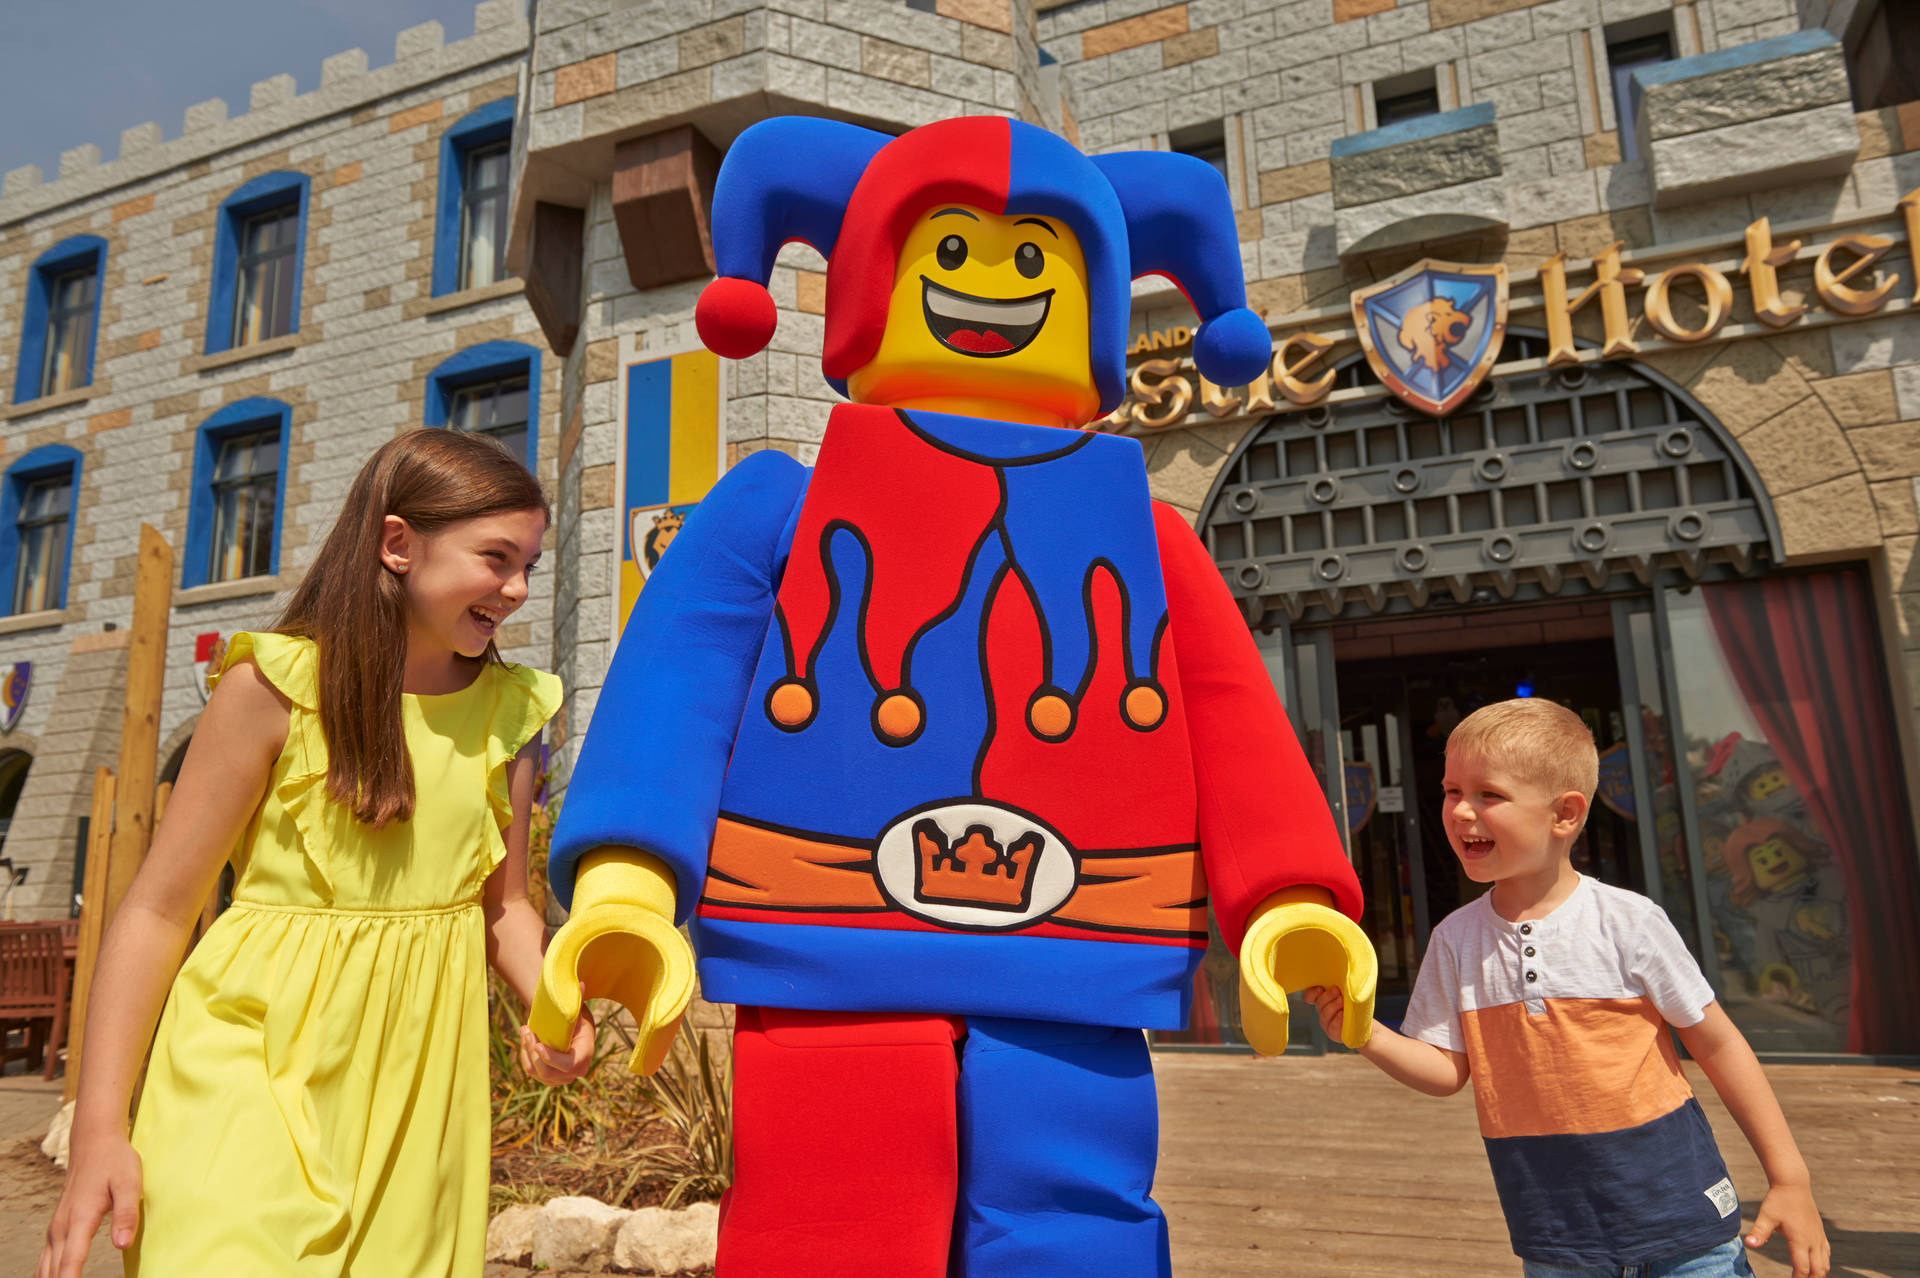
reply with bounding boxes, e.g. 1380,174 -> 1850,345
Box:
1352,260 -> 1508,417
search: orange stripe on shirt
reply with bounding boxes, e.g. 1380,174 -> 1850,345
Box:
1459,996 -> 1694,1140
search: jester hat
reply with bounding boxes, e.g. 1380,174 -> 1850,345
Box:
694,115 -> 1272,413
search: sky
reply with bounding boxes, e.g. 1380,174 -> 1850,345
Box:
0,0 -> 523,181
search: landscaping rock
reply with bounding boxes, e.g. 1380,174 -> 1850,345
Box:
485,1203 -> 541,1265
532,1195 -> 629,1271
40,1099 -> 73,1169
612,1202 -> 720,1275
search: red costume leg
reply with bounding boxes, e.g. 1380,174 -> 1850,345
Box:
717,1006 -> 963,1277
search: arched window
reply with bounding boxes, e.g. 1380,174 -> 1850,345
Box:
11,235 -> 107,404
204,171 -> 310,355
432,99 -> 515,296
0,444 -> 83,617
426,340 -> 540,470
183,398 -> 291,588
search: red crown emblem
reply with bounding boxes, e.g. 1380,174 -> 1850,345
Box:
912,819 -> 1041,913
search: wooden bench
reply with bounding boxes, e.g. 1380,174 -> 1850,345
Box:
0,922 -> 71,1079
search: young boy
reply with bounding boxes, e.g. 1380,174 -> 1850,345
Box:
1307,699 -> 1831,1278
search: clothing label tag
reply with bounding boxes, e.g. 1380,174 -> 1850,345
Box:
1704,1177 -> 1738,1218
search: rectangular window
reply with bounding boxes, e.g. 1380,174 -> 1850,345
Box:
1169,120 -> 1229,182
13,474 -> 71,615
1608,29 -> 1673,163
1374,68 -> 1440,127
40,266 -> 98,397
450,375 -> 530,465
459,141 -> 511,291
207,429 -> 280,583
232,205 -> 300,348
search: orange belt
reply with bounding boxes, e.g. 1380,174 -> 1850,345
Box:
702,817 -> 1207,938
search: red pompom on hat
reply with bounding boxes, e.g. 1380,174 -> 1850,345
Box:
695,276 -> 778,360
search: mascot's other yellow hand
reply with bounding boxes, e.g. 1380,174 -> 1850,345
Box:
531,849 -> 696,1076
1236,887 -> 1377,1055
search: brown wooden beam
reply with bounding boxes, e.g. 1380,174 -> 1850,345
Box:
611,126 -> 721,292
104,525 -> 171,922
524,200 -> 585,358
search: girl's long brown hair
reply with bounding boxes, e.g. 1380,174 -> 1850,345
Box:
275,428 -> 549,826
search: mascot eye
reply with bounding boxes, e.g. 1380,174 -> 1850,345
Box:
937,235 -> 968,270
1015,242 -> 1043,279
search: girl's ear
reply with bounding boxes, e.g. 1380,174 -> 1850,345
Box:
379,515 -> 414,575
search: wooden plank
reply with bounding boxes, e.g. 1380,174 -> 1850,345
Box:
103,525 -> 171,923
61,767 -> 115,1103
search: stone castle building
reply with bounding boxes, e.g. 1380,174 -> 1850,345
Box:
4,0 -> 1918,1057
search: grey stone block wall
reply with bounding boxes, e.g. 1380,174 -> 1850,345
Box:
0,5 -> 564,918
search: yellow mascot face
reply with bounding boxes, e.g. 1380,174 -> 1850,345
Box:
847,205 -> 1100,428
1748,837 -> 1808,892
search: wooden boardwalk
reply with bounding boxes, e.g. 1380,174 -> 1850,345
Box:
1153,1053 -> 1920,1278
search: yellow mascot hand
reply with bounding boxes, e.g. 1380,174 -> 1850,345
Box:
1237,887 -> 1377,1055
530,849 -> 696,1076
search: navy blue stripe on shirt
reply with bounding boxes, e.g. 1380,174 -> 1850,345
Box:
1486,1097 -> 1742,1267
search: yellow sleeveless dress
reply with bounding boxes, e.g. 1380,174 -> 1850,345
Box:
127,632 -> 560,1276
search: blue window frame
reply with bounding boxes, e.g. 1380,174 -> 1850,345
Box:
182,398 -> 291,588
12,236 -> 107,405
426,341 -> 540,471
432,99 -> 515,297
0,445 -> 82,617
204,172 -> 310,356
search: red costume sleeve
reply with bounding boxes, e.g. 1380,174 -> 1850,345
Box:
1152,501 -> 1363,953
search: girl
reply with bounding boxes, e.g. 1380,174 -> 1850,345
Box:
39,428 -> 595,1277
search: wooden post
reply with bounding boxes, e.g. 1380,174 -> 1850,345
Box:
103,525 -> 172,923
63,767 -> 117,1103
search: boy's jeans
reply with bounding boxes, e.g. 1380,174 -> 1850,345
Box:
1522,1239 -> 1753,1278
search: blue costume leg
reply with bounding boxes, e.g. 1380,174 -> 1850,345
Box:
952,1016 -> 1170,1278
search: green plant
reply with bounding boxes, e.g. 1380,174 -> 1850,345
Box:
630,1030 -> 734,1207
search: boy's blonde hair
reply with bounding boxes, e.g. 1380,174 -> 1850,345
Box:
1445,698 -> 1599,801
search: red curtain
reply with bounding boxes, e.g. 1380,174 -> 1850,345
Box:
1703,570 -> 1920,1054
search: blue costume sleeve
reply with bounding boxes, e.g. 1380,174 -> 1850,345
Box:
548,448 -> 809,918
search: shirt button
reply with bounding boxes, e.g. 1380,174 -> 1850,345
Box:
1525,970 -> 1538,983
1525,946 -> 1536,957
1520,924 -> 1532,935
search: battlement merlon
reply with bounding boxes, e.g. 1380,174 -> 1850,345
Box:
0,0 -> 526,229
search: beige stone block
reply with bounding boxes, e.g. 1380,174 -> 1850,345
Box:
86,408 -> 130,434
583,69 -> 711,136
1858,108 -> 1898,162
1872,478 -> 1918,538
938,0 -> 1012,34
1143,428 -> 1230,510
332,162 -> 362,188
682,18 -> 747,71
1684,341 -> 1816,436
388,99 -> 444,133
1082,5 -> 1186,60
796,270 -> 827,315
1775,472 -> 1880,560
1163,27 -> 1217,68
1257,159 -> 1331,205
111,194 -> 153,222
585,339 -> 618,386
1816,370 -> 1899,428
1845,420 -> 1920,481
864,37 -> 931,88
1739,396 -> 1858,496
1431,0 -> 1532,28
1898,101 -> 1920,153
1582,132 -> 1622,169
555,53 -> 616,106
136,330 -> 161,351
581,463 -> 614,510
1332,0 -> 1394,19
1888,533 -> 1918,592
1556,206 -> 1653,258
1246,274 -> 1305,318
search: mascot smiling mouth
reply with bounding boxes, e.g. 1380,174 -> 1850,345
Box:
921,278 -> 1053,357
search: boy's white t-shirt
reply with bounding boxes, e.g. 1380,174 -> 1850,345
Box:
1398,874 -> 1741,1268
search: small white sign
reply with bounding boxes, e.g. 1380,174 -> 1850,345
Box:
1377,786 -> 1405,814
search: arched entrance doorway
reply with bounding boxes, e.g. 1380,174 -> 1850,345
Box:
1179,334 -> 1920,1058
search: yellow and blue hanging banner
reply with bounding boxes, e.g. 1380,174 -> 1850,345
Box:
614,343 -> 726,638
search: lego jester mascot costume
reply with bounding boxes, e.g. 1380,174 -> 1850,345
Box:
531,115 -> 1377,1277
